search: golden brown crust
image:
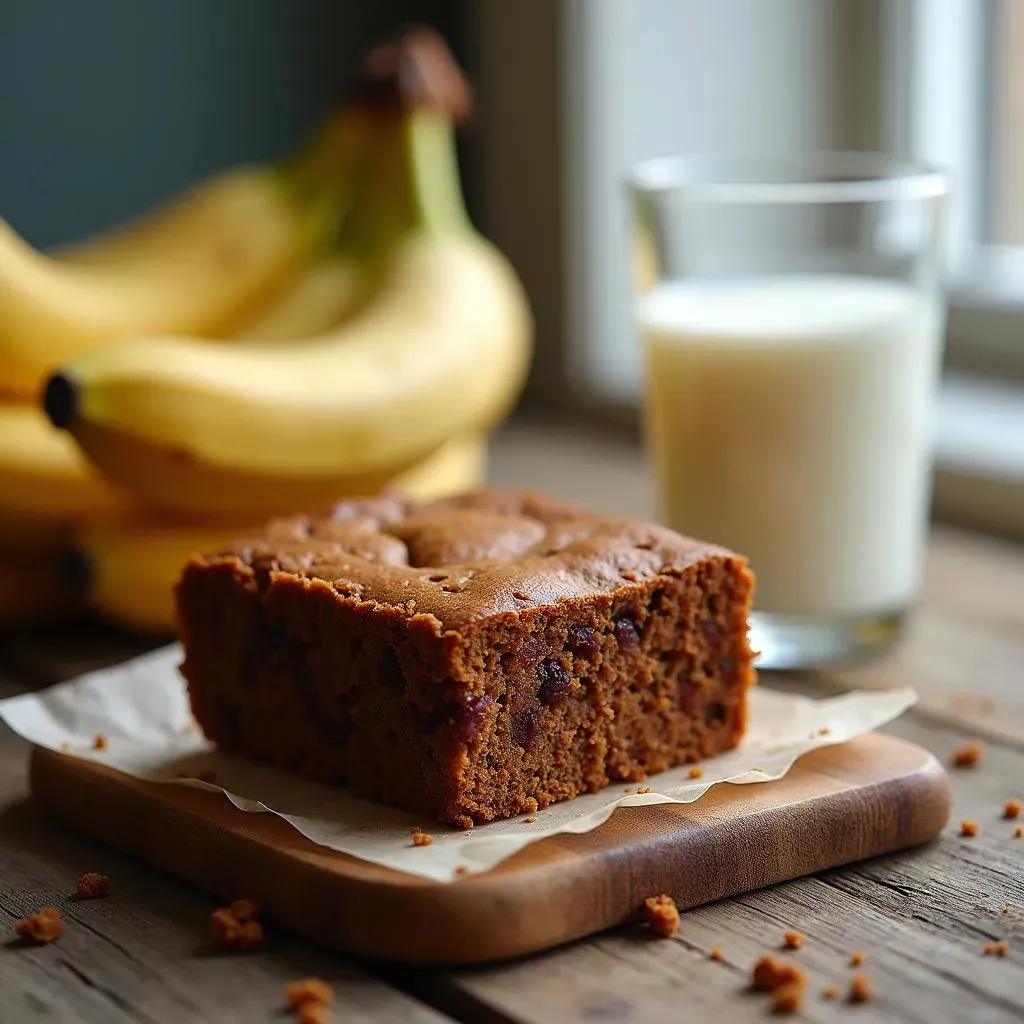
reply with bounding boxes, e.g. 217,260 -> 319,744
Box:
190,490 -> 734,630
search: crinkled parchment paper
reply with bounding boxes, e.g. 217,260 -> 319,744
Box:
0,645 -> 915,883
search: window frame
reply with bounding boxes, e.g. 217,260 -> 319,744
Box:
883,0 -> 1024,380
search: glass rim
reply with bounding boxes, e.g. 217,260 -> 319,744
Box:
628,149 -> 949,204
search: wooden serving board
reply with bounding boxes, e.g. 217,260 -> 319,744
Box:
29,733 -> 950,965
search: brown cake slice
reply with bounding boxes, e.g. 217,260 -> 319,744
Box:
175,489 -> 756,827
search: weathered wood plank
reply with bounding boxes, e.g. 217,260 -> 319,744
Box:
0,792 -> 458,1024
396,708 -> 1023,1024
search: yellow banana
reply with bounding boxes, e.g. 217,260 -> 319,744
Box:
0,118 -> 353,397
0,403 -> 128,530
69,515 -> 250,635
71,433 -> 487,633
45,34 -> 532,520
230,253 -> 361,343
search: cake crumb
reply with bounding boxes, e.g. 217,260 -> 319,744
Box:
642,894 -> 679,938
688,767 -> 703,779
411,829 -> 433,847
454,866 -> 466,876
75,872 -> 111,899
961,819 -> 980,837
752,955 -> 805,992
285,977 -> 334,1009
1003,799 -> 1022,820
1016,826 -> 1023,838
984,941 -> 1010,957
14,906 -> 63,944
818,727 -> 831,736
951,740 -> 983,767
636,786 -> 652,795
710,946 -> 725,961
1002,906 -> 1012,914
849,950 -> 866,967
822,985 -> 841,1000
849,974 -> 873,1003
783,929 -> 806,950
771,981 -> 804,1015
92,733 -> 107,750
524,816 -> 537,823
211,903 -> 263,951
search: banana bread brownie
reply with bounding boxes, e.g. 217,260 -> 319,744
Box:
176,490 -> 756,827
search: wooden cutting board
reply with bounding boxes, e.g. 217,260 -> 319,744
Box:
29,732 -> 950,965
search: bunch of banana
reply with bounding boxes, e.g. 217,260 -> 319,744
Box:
43,27 -> 532,520
8,27 -> 530,635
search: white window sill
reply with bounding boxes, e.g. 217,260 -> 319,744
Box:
933,373 -> 1024,539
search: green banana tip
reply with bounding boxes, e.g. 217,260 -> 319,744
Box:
43,373 -> 81,431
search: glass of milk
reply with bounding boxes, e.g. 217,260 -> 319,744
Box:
629,151 -> 949,668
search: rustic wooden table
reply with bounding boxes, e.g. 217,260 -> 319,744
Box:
1,425 -> 1022,1023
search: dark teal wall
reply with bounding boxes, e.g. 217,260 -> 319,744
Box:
0,0 -> 466,248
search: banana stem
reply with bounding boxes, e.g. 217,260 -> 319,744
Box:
335,111 -> 473,265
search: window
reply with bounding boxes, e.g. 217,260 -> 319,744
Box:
886,0 -> 1024,378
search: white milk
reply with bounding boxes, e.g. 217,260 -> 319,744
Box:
639,275 -> 944,617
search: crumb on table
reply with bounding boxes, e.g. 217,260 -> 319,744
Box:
642,894 -> 680,938
1016,826 -> 1023,838
960,819 -> 980,838
688,767 -> 703,779
523,816 -> 537,823
636,786 -> 652,794
783,929 -> 806,950
710,946 -> 725,961
849,974 -> 873,1003
1004,799 -> 1022,820
75,872 -> 111,899
285,977 -> 334,1009
92,733 -> 107,750
951,740 -> 983,767
411,828 -> 433,847
1003,906 -> 1012,914
983,941 -> 1010,956
752,955 -> 806,992
818,727 -> 831,736
14,906 -> 63,944
849,950 -> 866,967
211,902 -> 263,951
771,981 -> 804,1015
822,985 -> 841,1000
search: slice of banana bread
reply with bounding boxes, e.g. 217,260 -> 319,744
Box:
176,490 -> 756,827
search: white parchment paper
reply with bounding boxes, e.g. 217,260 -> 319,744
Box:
0,645 -> 916,883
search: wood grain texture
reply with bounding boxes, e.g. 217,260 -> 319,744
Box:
27,733 -> 950,966
402,710 -> 1024,1024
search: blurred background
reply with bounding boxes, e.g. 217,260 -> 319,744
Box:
1,0 -> 1021,637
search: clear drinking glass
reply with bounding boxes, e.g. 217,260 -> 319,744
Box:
628,151 -> 950,669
